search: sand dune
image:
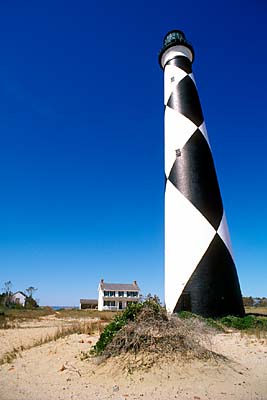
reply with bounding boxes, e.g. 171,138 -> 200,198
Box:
0,316 -> 266,400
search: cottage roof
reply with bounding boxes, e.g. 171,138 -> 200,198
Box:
12,291 -> 26,297
99,281 -> 140,291
80,299 -> 98,305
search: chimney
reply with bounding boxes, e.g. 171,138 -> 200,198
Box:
133,280 -> 137,286
100,279 -> 104,284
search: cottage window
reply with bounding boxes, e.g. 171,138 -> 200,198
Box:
104,301 -> 115,307
126,291 -> 138,297
104,291 -> 115,297
118,291 -> 124,297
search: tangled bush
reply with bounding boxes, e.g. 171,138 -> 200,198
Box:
91,301 -> 159,355
87,302 -> 267,371
90,301 -> 215,362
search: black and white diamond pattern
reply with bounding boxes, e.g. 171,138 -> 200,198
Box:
164,55 -> 244,316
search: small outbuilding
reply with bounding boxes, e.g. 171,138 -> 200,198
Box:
10,291 -> 27,307
79,299 -> 98,310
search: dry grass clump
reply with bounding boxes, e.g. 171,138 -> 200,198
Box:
0,311 -> 19,329
0,320 -> 105,366
245,307 -> 267,316
45,320 -> 104,341
0,307 -> 116,329
54,309 -> 117,321
0,307 -> 55,322
95,303 -> 219,368
0,317 -> 18,330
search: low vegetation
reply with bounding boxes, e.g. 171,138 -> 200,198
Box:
0,307 -> 117,329
179,311 -> 267,335
177,310 -> 225,331
90,302 -> 144,355
53,308 -> 117,321
1,293 -> 266,370
220,314 -> 267,332
89,301 -> 218,368
243,296 -> 267,308
245,307 -> 267,316
0,320 -> 105,365
85,301 -> 267,371
0,307 -> 56,329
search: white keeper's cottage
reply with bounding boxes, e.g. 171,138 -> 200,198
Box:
98,279 -> 140,311
10,291 -> 27,307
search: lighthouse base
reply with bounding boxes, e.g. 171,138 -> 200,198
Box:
173,234 -> 245,318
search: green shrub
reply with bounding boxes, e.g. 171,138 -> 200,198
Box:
25,297 -> 39,309
9,303 -> 24,310
91,301 -> 164,355
177,311 -> 267,332
220,315 -> 267,330
178,311 -> 199,319
177,311 -> 224,331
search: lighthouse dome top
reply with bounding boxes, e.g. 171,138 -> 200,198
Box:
159,29 -> 194,68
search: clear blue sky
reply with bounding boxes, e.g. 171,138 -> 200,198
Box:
0,0 -> 266,305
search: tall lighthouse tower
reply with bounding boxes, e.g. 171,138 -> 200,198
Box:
159,30 -> 244,317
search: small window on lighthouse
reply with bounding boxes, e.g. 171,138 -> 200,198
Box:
171,76 -> 175,82
176,149 -> 181,157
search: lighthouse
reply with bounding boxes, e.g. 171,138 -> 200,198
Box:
159,30 -> 244,317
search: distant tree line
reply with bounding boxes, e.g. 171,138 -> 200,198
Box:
243,296 -> 267,307
0,281 -> 39,309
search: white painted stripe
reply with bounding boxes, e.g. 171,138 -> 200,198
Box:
164,65 -> 187,105
189,73 -> 196,86
198,121 -> 210,147
165,180 -> 216,313
217,211 -> 233,258
164,106 -> 197,177
161,45 -> 193,68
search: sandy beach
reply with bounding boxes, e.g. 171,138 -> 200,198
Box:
0,315 -> 266,400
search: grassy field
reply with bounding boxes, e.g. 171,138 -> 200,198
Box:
1,305 -> 266,327
0,305 -> 266,365
0,306 -> 118,328
53,308 -> 118,321
0,307 -> 118,363
245,307 -> 267,315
